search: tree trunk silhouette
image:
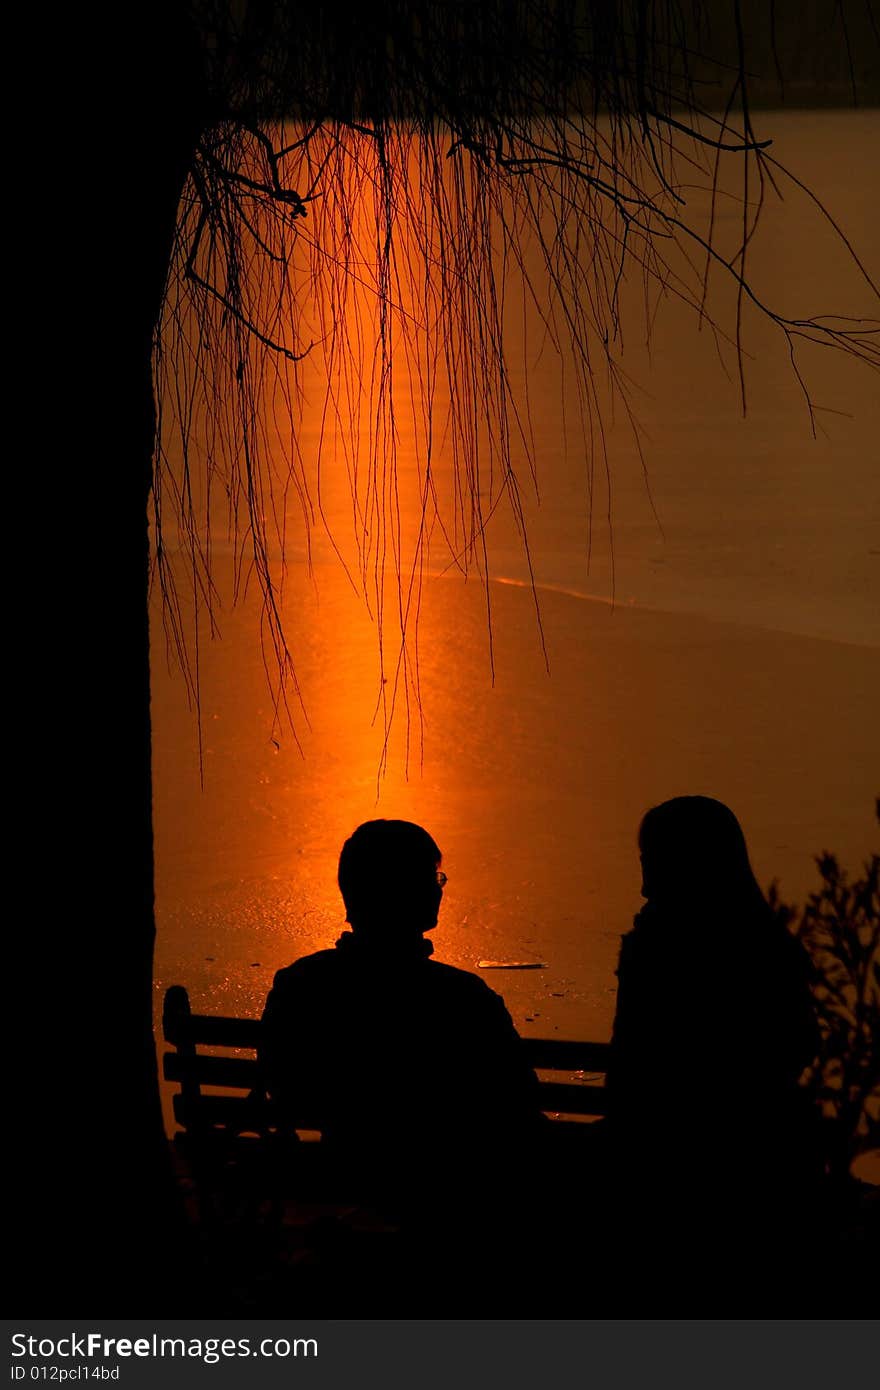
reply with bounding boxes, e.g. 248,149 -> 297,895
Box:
15,3 -> 203,1312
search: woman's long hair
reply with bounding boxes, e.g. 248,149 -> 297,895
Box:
638,795 -> 769,919
624,795 -> 819,1106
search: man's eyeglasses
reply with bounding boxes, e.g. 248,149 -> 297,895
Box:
436,870 -> 448,888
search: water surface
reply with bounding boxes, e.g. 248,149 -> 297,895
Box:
152,110 -> 879,1126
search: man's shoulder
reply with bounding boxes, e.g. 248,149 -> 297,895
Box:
262,951 -> 345,1028
426,959 -> 507,1006
269,950 -> 341,991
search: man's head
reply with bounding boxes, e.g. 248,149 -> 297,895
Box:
338,819 -> 444,937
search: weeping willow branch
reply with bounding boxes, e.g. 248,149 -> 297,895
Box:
153,1 -> 880,759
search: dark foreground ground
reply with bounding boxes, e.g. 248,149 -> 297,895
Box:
171,1142 -> 880,1318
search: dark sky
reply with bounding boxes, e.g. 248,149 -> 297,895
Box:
688,0 -> 879,107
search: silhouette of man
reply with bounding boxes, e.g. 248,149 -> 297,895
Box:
260,819 -> 542,1206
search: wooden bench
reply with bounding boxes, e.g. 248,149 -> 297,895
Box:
162,984 -> 611,1199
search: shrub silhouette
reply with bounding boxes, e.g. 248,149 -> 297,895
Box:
769,801 -> 879,1184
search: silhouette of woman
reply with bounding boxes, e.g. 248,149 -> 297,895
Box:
603,796 -> 820,1303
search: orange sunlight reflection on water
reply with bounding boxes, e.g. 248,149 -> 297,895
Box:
152,112 -> 880,1142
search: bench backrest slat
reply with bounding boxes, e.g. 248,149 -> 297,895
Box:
164,1052 -> 263,1089
167,1013 -> 265,1050
162,986 -> 611,1132
172,1092 -> 311,1132
525,1039 -> 610,1072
